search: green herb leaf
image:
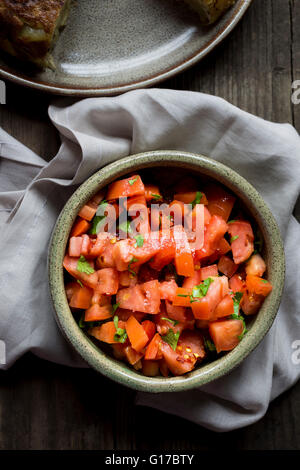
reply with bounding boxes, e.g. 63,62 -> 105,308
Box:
112,303 -> 120,314
261,279 -> 269,284
128,177 -> 138,186
95,200 -> 108,216
128,257 -> 138,276
113,315 -> 128,343
204,338 -> 216,352
162,329 -> 180,351
230,300 -> 248,341
89,200 -> 109,235
192,278 -> 214,299
119,220 -> 133,234
151,193 -> 162,200
89,215 -> 107,235
230,235 -> 239,243
233,291 -> 243,316
161,317 -> 179,326
77,279 -> 84,288
191,191 -> 203,208
134,234 -> 144,247
228,220 -> 237,224
77,255 -> 95,275
78,314 -> 86,329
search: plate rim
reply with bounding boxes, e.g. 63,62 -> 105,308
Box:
0,0 -> 252,96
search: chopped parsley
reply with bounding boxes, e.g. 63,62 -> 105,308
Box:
151,193 -> 162,200
231,294 -> 248,341
113,315 -> 128,343
89,200 -> 108,234
192,278 -> 214,299
228,220 -> 237,224
191,191 -> 203,208
77,255 -> 95,275
128,257 -> 138,276
162,329 -> 180,351
261,279 -> 269,284
119,220 -> 133,234
161,317 -> 179,326
177,278 -> 214,304
233,291 -> 243,316
204,338 -> 216,352
112,303 -> 120,315
78,314 -> 86,329
134,234 -> 144,247
230,235 -> 239,243
128,177 -> 138,186
95,200 -> 108,215
77,279 -> 84,288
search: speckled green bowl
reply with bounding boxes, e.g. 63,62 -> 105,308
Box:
48,151 -> 285,392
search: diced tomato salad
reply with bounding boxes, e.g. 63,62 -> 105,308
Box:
63,173 -> 272,377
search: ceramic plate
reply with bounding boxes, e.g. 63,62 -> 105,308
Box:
0,0 -> 252,96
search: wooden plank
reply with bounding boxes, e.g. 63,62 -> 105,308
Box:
0,82 -> 59,161
291,0 -> 300,130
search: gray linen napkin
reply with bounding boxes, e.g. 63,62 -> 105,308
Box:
0,89 -> 300,431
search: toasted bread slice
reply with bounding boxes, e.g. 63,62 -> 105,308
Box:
183,0 -> 236,24
0,0 -> 71,68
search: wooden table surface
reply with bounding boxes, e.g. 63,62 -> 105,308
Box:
0,0 -> 299,450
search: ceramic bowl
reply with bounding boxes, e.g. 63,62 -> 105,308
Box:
48,150 -> 285,392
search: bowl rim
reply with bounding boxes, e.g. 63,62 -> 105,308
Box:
48,150 -> 285,393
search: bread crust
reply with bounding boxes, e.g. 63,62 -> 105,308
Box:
183,0 -> 236,24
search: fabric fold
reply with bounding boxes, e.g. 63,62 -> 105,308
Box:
0,89 -> 299,431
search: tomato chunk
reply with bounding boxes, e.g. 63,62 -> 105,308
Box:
161,331 -> 205,376
196,215 -> 228,260
124,346 -> 144,365
116,280 -> 161,314
229,274 -> 246,293
142,320 -> 156,342
68,237 -> 83,258
201,264 -> 218,279
63,255 -> 98,289
145,333 -> 162,360
246,274 -> 272,297
246,254 -> 266,277
144,184 -> 161,202
228,220 -> 254,264
205,183 -> 236,222
209,319 -> 244,353
149,234 -> 175,271
218,255 -> 238,278
89,319 -> 126,344
70,218 -> 91,237
174,225 -> 194,277
84,304 -> 112,321
69,284 -> 93,309
107,175 -> 145,200
213,294 -> 234,319
112,237 -> 160,272
241,291 -> 264,315
96,268 -> 119,295
142,360 -> 160,376
191,276 -> 229,320
78,201 -> 98,221
126,316 -> 149,352
159,280 -> 178,302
